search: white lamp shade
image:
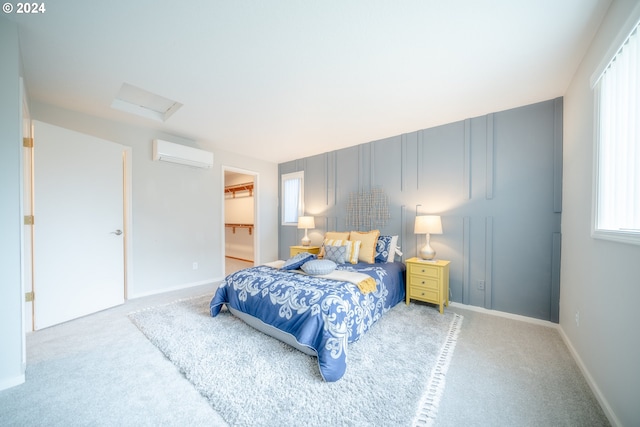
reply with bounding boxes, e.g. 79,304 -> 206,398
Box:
297,216 -> 315,229
414,215 -> 443,235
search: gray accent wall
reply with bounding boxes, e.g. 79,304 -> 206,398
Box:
279,98 -> 562,322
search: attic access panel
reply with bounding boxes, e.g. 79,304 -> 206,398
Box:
111,83 -> 182,122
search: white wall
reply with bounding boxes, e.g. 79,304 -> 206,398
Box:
0,18 -> 25,390
561,1 -> 640,425
30,102 -> 278,298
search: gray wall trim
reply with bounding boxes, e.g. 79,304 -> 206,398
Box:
417,130 -> 423,190
486,113 -> 495,200
401,133 -> 406,192
370,141 -> 375,189
324,153 -> 329,206
358,144 -> 363,191
400,205 -> 407,262
484,216 -> 494,309
332,151 -> 337,206
414,204 -> 422,255
553,98 -> 563,213
463,216 -> 471,304
551,232 -> 561,323
464,119 -> 472,200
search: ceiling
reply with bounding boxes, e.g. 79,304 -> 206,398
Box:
7,0 -> 611,163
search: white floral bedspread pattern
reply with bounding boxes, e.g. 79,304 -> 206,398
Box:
210,263 -> 403,381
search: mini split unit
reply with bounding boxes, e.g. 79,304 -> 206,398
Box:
152,139 -> 214,169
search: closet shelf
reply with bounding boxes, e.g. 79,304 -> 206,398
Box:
225,182 -> 254,198
225,223 -> 253,235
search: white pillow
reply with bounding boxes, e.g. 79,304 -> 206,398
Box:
387,235 -> 399,262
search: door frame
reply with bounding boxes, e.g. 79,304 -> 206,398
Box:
122,147 -> 133,299
20,77 -> 29,369
221,166 -> 259,270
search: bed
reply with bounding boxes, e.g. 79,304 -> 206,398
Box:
209,257 -> 405,382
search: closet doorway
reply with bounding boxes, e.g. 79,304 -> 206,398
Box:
223,168 -> 257,275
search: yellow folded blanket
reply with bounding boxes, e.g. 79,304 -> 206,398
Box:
356,277 -> 377,294
297,267 -> 378,294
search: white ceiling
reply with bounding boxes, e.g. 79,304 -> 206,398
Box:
7,0 -> 611,163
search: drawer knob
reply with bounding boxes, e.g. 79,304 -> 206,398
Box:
421,281 -> 425,285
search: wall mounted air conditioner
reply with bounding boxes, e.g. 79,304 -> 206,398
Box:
152,139 -> 214,169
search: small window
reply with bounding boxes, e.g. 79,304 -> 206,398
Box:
591,17 -> 640,245
281,171 -> 304,226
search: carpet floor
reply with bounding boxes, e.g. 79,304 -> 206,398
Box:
0,282 -> 610,426
129,295 -> 462,427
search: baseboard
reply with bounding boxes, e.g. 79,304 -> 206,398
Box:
0,373 -> 25,392
448,302 -> 558,328
129,277 -> 223,299
556,326 -> 621,427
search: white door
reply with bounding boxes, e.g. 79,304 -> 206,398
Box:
33,121 -> 125,330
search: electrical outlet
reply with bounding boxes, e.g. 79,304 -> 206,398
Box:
192,262 -> 198,270
478,280 -> 485,290
575,310 -> 580,327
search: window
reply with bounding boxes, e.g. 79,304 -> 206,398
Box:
591,16 -> 640,245
281,171 -> 304,226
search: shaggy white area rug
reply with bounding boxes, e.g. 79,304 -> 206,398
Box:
129,295 -> 463,427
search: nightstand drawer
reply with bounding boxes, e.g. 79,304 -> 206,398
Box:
408,275 -> 439,291
407,263 -> 441,279
408,286 -> 439,302
289,246 -> 320,257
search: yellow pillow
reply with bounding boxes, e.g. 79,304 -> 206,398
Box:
350,230 -> 380,264
319,231 -> 351,257
325,231 -> 350,240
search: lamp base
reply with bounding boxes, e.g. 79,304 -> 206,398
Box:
419,243 -> 436,260
419,233 -> 436,260
301,231 -> 310,246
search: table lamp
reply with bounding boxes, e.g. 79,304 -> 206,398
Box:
414,215 -> 443,260
297,216 -> 315,246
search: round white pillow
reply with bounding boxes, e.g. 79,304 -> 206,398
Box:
301,259 -> 337,275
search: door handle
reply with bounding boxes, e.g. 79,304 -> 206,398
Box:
111,229 -> 123,236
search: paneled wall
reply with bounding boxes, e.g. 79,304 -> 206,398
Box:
279,98 -> 562,322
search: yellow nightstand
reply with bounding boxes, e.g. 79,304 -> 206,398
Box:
289,245 -> 320,257
405,257 -> 450,314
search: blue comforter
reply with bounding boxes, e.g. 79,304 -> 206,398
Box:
210,262 -> 405,382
